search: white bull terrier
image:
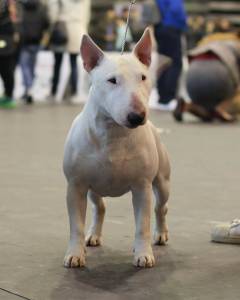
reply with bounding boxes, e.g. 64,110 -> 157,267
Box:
63,28 -> 170,268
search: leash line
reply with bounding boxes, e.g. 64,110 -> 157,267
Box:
0,287 -> 33,300
121,0 -> 137,55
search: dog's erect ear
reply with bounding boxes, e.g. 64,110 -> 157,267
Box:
80,35 -> 104,72
133,28 -> 152,67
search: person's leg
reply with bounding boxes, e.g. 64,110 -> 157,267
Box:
155,26 -> 183,104
0,56 -> 15,98
69,54 -> 78,96
20,46 -> 33,95
27,45 -> 40,103
0,55 -> 16,108
173,98 -> 213,122
21,45 -> 39,103
51,52 -> 64,96
29,45 -> 39,86
185,102 -> 213,122
5,57 -> 15,99
0,60 -> 3,98
174,97 -> 237,123
213,109 -> 237,122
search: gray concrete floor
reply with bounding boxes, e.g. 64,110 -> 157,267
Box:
0,104 -> 240,300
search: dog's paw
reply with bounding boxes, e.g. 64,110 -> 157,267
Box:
133,253 -> 155,268
154,231 -> 169,245
85,234 -> 102,247
64,252 -> 86,268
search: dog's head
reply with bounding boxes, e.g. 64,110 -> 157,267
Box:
81,28 -> 152,128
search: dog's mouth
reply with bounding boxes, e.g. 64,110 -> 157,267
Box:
126,124 -> 139,129
125,120 -> 146,129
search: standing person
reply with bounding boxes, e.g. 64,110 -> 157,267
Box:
0,0 -> 19,108
19,0 -> 50,104
88,7 -> 117,51
48,0 -> 91,100
115,7 -> 133,52
104,9 -> 117,51
154,0 -> 187,110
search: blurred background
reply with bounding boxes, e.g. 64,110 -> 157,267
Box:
1,2 -> 240,298
89,0 -> 240,49
0,0 -> 240,121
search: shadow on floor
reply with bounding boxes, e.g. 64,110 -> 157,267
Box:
50,246 -> 182,300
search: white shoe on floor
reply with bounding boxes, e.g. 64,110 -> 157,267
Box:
70,94 -> 87,104
46,94 -> 58,103
149,99 -> 177,111
211,219 -> 240,244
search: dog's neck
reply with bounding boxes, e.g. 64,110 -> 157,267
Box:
83,90 -> 134,145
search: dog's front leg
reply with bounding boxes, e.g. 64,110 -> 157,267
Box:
132,184 -> 155,268
64,183 -> 88,268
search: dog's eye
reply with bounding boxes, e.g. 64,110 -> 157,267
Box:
108,77 -> 117,84
141,74 -> 147,81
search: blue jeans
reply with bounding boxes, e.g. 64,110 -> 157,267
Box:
20,45 -> 40,91
154,24 -> 183,104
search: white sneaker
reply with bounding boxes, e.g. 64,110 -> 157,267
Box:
149,99 -> 177,111
70,94 -> 88,104
211,219 -> 240,244
46,94 -> 58,103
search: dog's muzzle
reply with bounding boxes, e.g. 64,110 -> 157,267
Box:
127,112 -> 146,128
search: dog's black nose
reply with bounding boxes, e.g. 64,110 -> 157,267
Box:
127,112 -> 145,127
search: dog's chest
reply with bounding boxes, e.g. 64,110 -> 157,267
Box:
83,140 -> 155,196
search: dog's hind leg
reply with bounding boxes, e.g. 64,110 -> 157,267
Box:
86,190 -> 106,247
153,171 -> 170,245
64,183 -> 88,268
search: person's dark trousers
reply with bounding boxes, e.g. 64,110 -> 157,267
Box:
0,55 -> 15,98
69,54 -> 78,95
51,52 -> 78,96
154,24 -> 183,104
51,52 -> 63,96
